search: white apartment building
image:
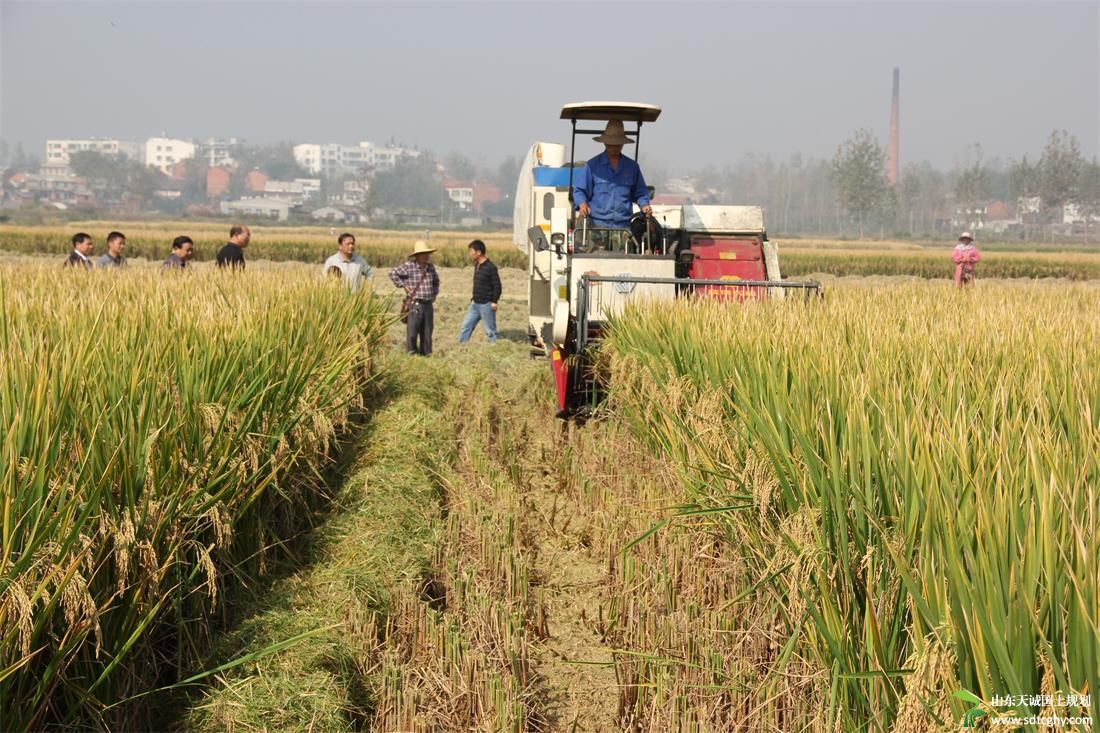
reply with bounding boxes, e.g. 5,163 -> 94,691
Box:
145,137 -> 196,174
45,138 -> 141,164
368,143 -> 419,171
445,183 -> 474,209
293,143 -> 365,177
293,141 -> 419,177
198,137 -> 240,168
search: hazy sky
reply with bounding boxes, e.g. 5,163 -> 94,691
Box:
1,0 -> 1097,174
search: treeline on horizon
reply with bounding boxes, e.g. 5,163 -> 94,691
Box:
1,129 -> 1097,242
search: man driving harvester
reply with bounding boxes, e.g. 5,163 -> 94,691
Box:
573,120 -> 653,250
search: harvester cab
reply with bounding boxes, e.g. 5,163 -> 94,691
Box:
514,101 -> 821,417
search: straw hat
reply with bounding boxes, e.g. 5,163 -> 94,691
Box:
959,231 -> 973,241
408,240 -> 437,257
594,120 -> 632,146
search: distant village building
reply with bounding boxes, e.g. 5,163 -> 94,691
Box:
145,137 -> 196,174
1062,203 -> 1100,225
221,197 -> 289,221
293,141 -> 419,177
368,143 -> 418,171
984,201 -> 1011,221
207,167 -> 232,199
197,137 -> 240,168
39,162 -> 75,177
46,138 -> 141,164
262,179 -> 320,206
443,179 -> 503,214
444,179 -> 474,210
245,170 -> 269,193
13,172 -> 96,207
311,206 -> 346,222
1017,196 -> 1043,223
330,180 -> 368,206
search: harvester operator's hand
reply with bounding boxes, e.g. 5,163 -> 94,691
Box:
642,205 -> 653,216
578,203 -> 590,218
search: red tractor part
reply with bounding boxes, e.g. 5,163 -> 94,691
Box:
551,347 -> 570,414
688,235 -> 767,302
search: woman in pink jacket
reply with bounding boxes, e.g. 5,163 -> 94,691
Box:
951,231 -> 981,287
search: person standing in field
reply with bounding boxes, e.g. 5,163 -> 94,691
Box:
163,236 -> 194,269
458,239 -> 501,344
216,224 -> 250,269
952,231 -> 981,287
95,231 -> 127,268
321,233 -> 372,291
389,240 -> 440,356
64,232 -> 94,269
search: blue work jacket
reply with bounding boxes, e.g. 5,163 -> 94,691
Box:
573,152 -> 650,228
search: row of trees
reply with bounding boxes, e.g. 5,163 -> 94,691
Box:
5,134 -> 1097,237
363,153 -> 520,218
830,129 -> 1100,239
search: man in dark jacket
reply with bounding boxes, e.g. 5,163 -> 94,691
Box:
216,224 -> 249,269
64,232 -> 94,269
458,239 -> 502,344
95,231 -> 127,268
164,236 -> 194,269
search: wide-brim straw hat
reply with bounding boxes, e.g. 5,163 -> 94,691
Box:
959,231 -> 973,241
594,120 -> 632,146
408,240 -> 437,257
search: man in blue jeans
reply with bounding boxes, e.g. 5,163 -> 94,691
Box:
458,240 -> 502,344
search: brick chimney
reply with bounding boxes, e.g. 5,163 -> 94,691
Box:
887,67 -> 900,186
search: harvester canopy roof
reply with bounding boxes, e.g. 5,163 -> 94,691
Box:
560,102 -> 662,123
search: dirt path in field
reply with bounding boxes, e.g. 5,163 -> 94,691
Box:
461,357 -> 622,731
183,313 -> 634,729
521,432 -> 621,731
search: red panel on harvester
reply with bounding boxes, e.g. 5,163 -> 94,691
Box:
688,236 -> 767,301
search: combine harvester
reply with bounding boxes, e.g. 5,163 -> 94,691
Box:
515,102 -> 822,417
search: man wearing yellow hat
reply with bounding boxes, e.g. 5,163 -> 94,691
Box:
574,119 -> 652,230
389,240 -> 441,355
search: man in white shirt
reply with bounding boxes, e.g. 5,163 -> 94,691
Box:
322,233 -> 372,292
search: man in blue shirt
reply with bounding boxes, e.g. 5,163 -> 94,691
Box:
574,120 -> 652,229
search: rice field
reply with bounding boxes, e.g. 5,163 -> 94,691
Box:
0,265 -> 389,730
1,240 -> 1097,730
3,222 -> 1100,278
780,247 -> 1100,280
605,282 -> 1099,729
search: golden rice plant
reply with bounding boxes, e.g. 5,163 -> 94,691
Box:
605,282 -> 1099,730
0,264 -> 389,730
